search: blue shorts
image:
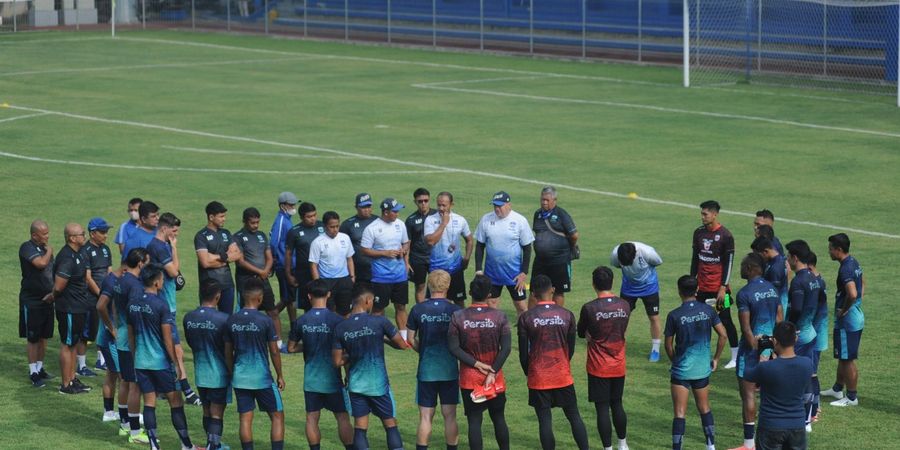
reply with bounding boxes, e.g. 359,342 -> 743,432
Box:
198,386 -> 231,405
670,376 -> 710,390
349,389 -> 397,419
416,380 -> 460,407
305,389 -> 350,413
795,340 -> 816,361
117,349 -> 137,382
235,384 -> 283,414
136,368 -> 177,394
834,329 -> 862,361
736,346 -> 757,380
100,343 -> 120,374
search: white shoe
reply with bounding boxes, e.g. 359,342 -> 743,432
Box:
805,424 -> 812,433
820,388 -> 844,399
102,410 -> 120,422
724,360 -> 737,369
830,397 -> 858,407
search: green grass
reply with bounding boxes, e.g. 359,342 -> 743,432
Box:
1,29 -> 899,449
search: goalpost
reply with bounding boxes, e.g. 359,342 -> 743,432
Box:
684,0 -> 900,106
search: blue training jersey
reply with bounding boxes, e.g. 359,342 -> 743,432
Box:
183,306 -> 230,389
424,212 -> 471,274
474,210 -> 535,286
224,308 -> 278,390
407,298 -> 462,382
146,237 -> 177,313
789,269 -> 822,346
664,300 -> 721,380
289,308 -> 345,393
116,272 -> 145,351
835,256 -> 864,332
813,274 -> 829,352
763,254 -> 788,314
127,291 -> 175,371
736,277 -> 780,351
122,227 -> 155,261
360,218 -> 409,284
96,272 -> 120,348
334,313 -> 398,396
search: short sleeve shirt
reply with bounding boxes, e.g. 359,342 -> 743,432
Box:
474,210 -> 535,286
116,272 -> 144,351
224,308 -> 278,389
81,241 -> 113,291
122,227 -> 156,261
54,245 -> 90,313
333,313 -> 398,396
285,222 -> 325,278
692,224 -> 735,292
664,300 -> 721,380
517,302 -> 576,390
532,206 -> 577,265
835,256 -> 864,332
611,242 -> 662,298
406,208 -> 437,266
736,277 -> 780,350
96,272 -> 121,348
423,212 -> 471,274
448,305 -> 511,390
789,269 -> 822,346
234,229 -> 269,279
578,295 -> 631,378
19,240 -> 54,306
407,299 -> 462,382
127,291 -> 175,370
308,233 -> 354,279
288,308 -> 345,393
183,306 -> 230,388
360,218 -> 409,284
194,227 -> 236,287
146,237 -> 177,313
115,219 -> 140,245
340,215 -> 377,281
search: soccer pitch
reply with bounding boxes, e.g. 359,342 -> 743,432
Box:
1,29 -> 899,449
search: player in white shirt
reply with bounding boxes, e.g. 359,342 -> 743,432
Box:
309,211 -> 356,317
361,198 -> 412,337
424,192 -> 474,307
611,242 -> 664,362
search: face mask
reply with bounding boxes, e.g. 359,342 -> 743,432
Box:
287,208 -> 297,216
129,211 -> 139,221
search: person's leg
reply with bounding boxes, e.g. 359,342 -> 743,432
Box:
535,407 -> 555,450
306,410 -> 322,447
416,406 -> 435,449
644,294 -> 662,360
167,389 -> 193,448
670,383 -> 689,450
381,417 -> 403,450
467,409 -> 485,450
269,410 -> 285,450
207,402 -> 226,450
239,410 -> 255,449
718,308 -> 739,366
692,385 -> 715,449
395,303 -> 408,337
509,286 -> 528,316
393,282 -> 410,338
441,403 -> 459,448
562,404 -> 590,450
739,378 -> 757,448
353,414 -> 370,450
335,411 -> 355,448
142,391 -> 160,449
595,401 -> 613,449
488,399 -> 510,450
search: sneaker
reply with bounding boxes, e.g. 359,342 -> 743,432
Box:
71,377 -> 92,391
185,391 -> 202,406
77,366 -> 99,377
95,359 -> 107,371
805,424 -> 813,433
103,411 -> 120,422
38,368 -> 54,379
118,424 -> 130,436
58,383 -> 79,395
128,430 -> 150,444
649,349 -> 660,362
724,360 -> 737,369
820,388 -> 844,399
30,372 -> 46,388
830,397 -> 858,407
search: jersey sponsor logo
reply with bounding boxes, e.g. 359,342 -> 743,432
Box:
242,236 -> 249,242
533,315 -> 565,327
419,312 -> 452,323
754,289 -> 779,301
129,303 -> 153,314
702,238 -> 712,252
698,253 -> 721,264
103,248 -> 109,257
808,279 -> 822,290
354,223 -> 360,228
343,326 -> 376,340
463,318 -> 495,329
186,320 -> 218,330
299,231 -> 305,236
302,323 -> 331,333
595,308 -> 628,320
231,322 -> 261,332
680,311 -> 711,325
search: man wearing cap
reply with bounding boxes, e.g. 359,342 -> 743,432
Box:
284,202 -> 325,312
115,198 -> 142,257
340,193 -> 377,285
406,188 -> 436,303
195,201 -> 242,315
475,191 -> 535,315
531,186 -> 579,307
270,192 -> 298,329
20,220 -> 55,387
81,217 -> 115,375
361,198 -> 412,338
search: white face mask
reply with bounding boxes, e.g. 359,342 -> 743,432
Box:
129,211 -> 139,221
287,208 -> 297,217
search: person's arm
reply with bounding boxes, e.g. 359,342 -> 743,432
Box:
447,331 -> 478,367
567,231 -> 579,250
287,339 -> 302,353
270,217 -> 286,267
718,234 -> 735,303
387,331 -> 409,350
712,322 -> 727,371
85,269 -> 101,296
776,303 -> 784,324
347,257 -> 355,282
30,245 -> 53,270
514,244 -> 531,291
493,332 -> 512,372
644,244 -> 663,266
97,293 -> 116,341
161,322 -> 179,379
284,243 -> 297,287
310,262 -> 320,280
475,242 -> 486,272
42,275 -> 69,304
269,340 -> 285,390
739,310 -> 755,350
690,236 -> 699,277
128,324 -> 136,361
577,304 -> 588,339
839,280 -> 859,318
332,348 -> 348,368
462,234 -> 474,270
196,232 -> 226,269
402,240 -> 411,274
169,237 -> 180,272
407,329 -> 419,352
424,212 -> 448,246
224,342 -> 234,376
566,316 -> 576,361
665,335 -> 675,361
517,324 -> 529,374
610,246 -> 622,268
262,247 -> 273,278
788,281 -> 804,323
226,242 -> 242,263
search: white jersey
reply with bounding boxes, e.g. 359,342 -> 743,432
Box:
610,241 -> 662,297
474,210 -> 534,286
309,233 -> 355,279
424,211 -> 471,274
360,217 -> 409,283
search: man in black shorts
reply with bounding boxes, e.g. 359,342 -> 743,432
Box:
20,220 -> 55,387
234,207 -> 280,345
81,217 -> 114,376
406,187 -> 436,303
284,202 -> 325,312
611,241 -> 664,362
531,186 -> 579,307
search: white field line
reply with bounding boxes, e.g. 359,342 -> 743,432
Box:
162,145 -> 357,159
0,112 -> 49,123
0,56 -> 321,77
5,103 -> 898,240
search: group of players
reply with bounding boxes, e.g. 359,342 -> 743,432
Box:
16,188 -> 865,450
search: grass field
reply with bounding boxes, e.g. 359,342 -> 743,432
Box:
1,29 -> 899,449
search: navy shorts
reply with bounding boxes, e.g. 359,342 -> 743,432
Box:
372,282 -> 409,311
136,367 -> 177,394
305,389 -> 350,413
117,349 -> 137,382
834,329 -> 862,361
416,380 -> 460,407
349,389 -> 397,419
294,272 -> 314,311
82,306 -> 99,341
794,340 -> 816,361
56,310 -> 86,346
670,376 -> 710,390
19,303 -> 54,343
100,343 -> 120,374
621,292 -> 661,317
198,386 -> 230,405
489,284 -> 527,302
235,384 -> 284,414
736,346 -> 757,380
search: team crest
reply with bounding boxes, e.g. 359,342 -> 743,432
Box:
702,239 -> 712,251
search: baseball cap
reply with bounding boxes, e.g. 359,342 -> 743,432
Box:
491,191 -> 511,206
277,191 -> 299,205
87,217 -> 112,232
355,193 -> 373,208
380,198 -> 405,212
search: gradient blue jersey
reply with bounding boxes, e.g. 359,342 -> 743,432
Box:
116,272 -> 145,351
407,298 -> 462,382
835,256 -> 864,332
664,300 -> 721,380
289,308 -> 344,393
763,254 -> 788,313
183,306 -> 229,389
736,277 -> 780,351
334,313 -> 398,397
611,242 -> 662,297
224,308 -> 278,390
146,237 -> 177,312
96,272 -> 120,348
789,269 -> 822,346
423,212 -> 471,274
474,210 -> 535,286
360,218 -> 409,283
813,274 -> 829,351
127,291 -> 174,370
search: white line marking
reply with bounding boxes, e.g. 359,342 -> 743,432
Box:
0,57 -> 319,77
0,112 -> 49,123
162,145 -> 357,159
6,103 -> 898,239
0,36 -> 110,45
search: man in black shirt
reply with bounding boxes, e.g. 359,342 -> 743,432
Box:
235,207 -> 280,343
195,201 -> 243,315
340,193 -> 377,285
406,188 -> 436,303
20,220 -> 55,387
80,217 -> 114,376
284,202 -> 325,311
531,186 -> 578,307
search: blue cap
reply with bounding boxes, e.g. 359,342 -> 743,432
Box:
88,217 -> 112,232
491,191 -> 511,206
355,193 -> 373,208
380,198 -> 405,212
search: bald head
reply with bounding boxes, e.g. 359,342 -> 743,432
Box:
30,220 -> 49,245
64,222 -> 85,249
31,220 -> 48,234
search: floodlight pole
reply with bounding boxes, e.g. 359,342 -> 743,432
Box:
13,0 -> 17,32
683,0 -> 690,87
111,0 -> 115,36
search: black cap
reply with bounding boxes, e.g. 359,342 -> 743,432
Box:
355,193 -> 373,208
491,191 -> 511,206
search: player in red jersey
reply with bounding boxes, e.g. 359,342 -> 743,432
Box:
517,274 -> 589,450
691,200 -> 739,369
578,266 -> 631,450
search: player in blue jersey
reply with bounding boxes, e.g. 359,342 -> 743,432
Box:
115,248 -> 151,443
424,192 -> 474,306
731,253 -> 782,450
821,233 -> 865,408
287,279 -> 354,450
96,263 -> 124,423
665,276 -> 727,450
183,279 -> 231,450
611,241 -> 664,361
127,263 -> 197,450
407,270 -> 463,450
224,278 -> 285,450
333,284 -> 410,450
751,237 -> 788,315
122,201 -> 159,259
115,198 -> 143,256
785,240 -> 823,429
752,211 -> 783,255
807,252 -> 828,424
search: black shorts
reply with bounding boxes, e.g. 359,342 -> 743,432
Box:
447,269 -> 467,304
323,276 -> 354,316
621,292 -> 660,317
19,303 -> 54,343
56,310 -> 87,346
82,306 -> 100,341
198,387 -> 230,406
588,375 -> 625,403
528,384 -> 578,409
237,276 -> 276,312
531,261 -> 571,293
275,268 -> 294,306
294,272 -> 314,311
670,376 -> 710,390
372,282 -> 409,311
117,349 -> 137,382
460,389 -> 506,416
416,380 -> 460,407
489,284 -> 527,302
305,389 -> 350,413
409,261 -> 429,285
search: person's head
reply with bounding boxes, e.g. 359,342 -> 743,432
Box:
379,198 -> 405,222
540,186 -> 557,211
435,192 -> 454,215
140,263 -> 165,290
591,266 -> 614,293
677,275 -> 698,300
138,201 -> 160,229
750,236 -> 778,261
413,188 -> 431,214
740,252 -> 765,280
127,198 -> 143,222
299,202 -> 317,226
277,192 -> 299,216
828,233 -> 850,261
355,193 -> 373,219
755,224 -> 775,240
242,207 -> 261,233
754,209 -> 775,232
351,283 -> 375,313
469,274 -> 493,304
426,270 -> 451,296
699,200 -> 720,227
125,248 -> 149,270
87,217 -> 112,245
616,242 -> 637,267
807,251 -> 817,270
206,201 -> 228,228
157,212 -> 181,241
64,222 -> 86,249
30,220 -> 50,246
531,274 -> 554,302
322,211 -> 340,238
306,279 -> 331,305
786,240 -> 811,271
772,320 -> 797,352
199,279 -> 222,306
241,277 -> 265,309
491,191 -> 512,219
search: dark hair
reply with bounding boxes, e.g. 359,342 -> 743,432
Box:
200,279 -> 222,303
530,274 -> 553,298
307,279 -> 330,299
786,240 -> 812,264
469,274 -> 492,302
413,188 -> 430,198
773,321 -> 797,347
352,283 -> 374,306
437,191 -> 454,203
677,275 -> 698,297
699,200 -> 720,212
755,209 -> 775,221
299,202 -> 316,216
242,207 -> 261,222
128,198 -> 143,206
741,252 -> 765,275
616,242 -> 636,266
751,236 -> 774,253
206,201 -> 227,217
241,277 -> 265,299
138,201 -> 159,220
140,263 -> 165,287
808,251 -> 817,267
756,224 -> 775,240
592,266 -> 614,292
158,212 -> 180,228
125,248 -> 149,269
828,233 -> 850,254
322,211 -> 340,224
